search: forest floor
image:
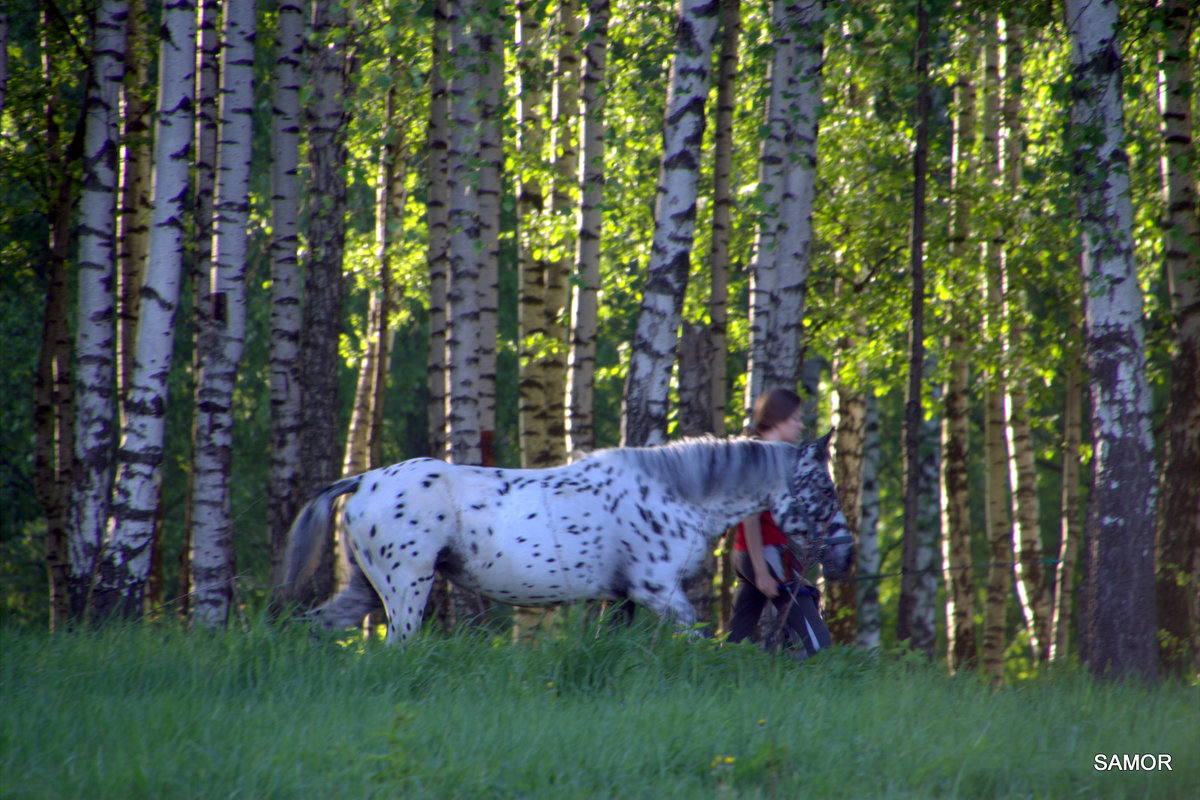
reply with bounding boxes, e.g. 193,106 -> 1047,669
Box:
1,613 -> 1197,799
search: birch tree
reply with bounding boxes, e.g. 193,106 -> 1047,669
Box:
516,0 -> 551,467
911,367 -> 941,656
445,0 -> 501,467
1154,0 -> 1199,677
116,0 -> 153,422
855,394 -> 881,651
190,0 -> 256,628
426,0 -> 450,460
267,0 -> 306,595
706,0 -> 738,437
999,17 -> 1052,664
941,17 -> 977,673
830,360 -> 864,644
543,0 -> 579,463
92,0 -> 194,621
1050,305 -> 1084,662
565,0 -> 611,456
344,111 -> 405,477
621,0 -> 720,446
66,0 -> 127,622
897,0 -> 931,653
979,16 -> 1011,682
292,0 -> 352,606
744,0 -> 825,409
1067,0 -> 1158,683
180,0 -> 222,617
34,6 -> 78,626
35,4 -> 83,624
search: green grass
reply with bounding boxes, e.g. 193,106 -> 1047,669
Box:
2,616 -> 1196,799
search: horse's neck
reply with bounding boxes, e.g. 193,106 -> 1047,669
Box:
696,484 -> 782,540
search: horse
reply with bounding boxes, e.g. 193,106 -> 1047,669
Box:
283,433 -> 855,646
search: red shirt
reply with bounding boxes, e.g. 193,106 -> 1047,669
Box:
734,511 -> 787,550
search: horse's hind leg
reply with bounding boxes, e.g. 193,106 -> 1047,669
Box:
368,565 -> 436,646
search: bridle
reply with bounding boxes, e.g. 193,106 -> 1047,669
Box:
784,468 -> 855,570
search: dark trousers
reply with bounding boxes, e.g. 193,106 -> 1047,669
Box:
728,549 -> 832,657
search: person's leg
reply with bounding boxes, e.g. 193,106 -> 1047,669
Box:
776,584 -> 831,658
727,550 -> 767,643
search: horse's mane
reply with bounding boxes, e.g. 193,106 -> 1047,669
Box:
596,437 -> 800,504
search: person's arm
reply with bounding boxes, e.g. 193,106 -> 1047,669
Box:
740,513 -> 779,599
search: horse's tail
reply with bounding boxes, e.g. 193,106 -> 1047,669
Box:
282,476 -> 363,592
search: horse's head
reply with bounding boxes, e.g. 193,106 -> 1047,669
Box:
771,431 -> 856,581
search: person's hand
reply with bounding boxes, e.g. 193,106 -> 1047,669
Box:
755,574 -> 779,599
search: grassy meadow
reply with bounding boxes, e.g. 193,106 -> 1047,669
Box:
1,615 -> 1196,799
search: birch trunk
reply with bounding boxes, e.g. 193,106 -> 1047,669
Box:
1050,306 -> 1083,662
190,0 -> 256,628
93,0 -> 194,621
345,88 -> 405,477
445,0 -> 501,468
745,0 -> 825,409
855,394 -> 881,651
42,6 -> 80,624
621,0 -> 720,446
516,0 -> 550,467
1000,18 -> 1052,664
913,364 -> 941,656
707,0 -> 739,437
294,0 -> 351,606
345,73 -> 405,474
898,0 -> 930,652
116,0 -> 153,422
830,370 -> 864,645
37,227 -> 74,629
566,0 -> 610,457
181,0 -> 221,618
426,0 -> 450,459
267,0 -> 305,596
542,0 -> 578,464
979,17 -> 1011,683
941,18 -> 977,672
514,0 -> 584,641
1154,0 -> 1200,678
1067,0 -> 1158,683
60,0 -> 126,623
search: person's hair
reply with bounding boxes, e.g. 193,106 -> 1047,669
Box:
751,388 -> 803,436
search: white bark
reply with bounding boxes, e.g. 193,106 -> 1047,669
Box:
913,363 -> 942,654
268,0 -> 305,590
942,19 -> 977,672
445,0 -> 500,466
706,0 -> 739,438
116,0 -> 152,419
426,0 -> 450,459
1067,0 -> 1158,682
191,0 -> 256,628
566,0 -> 610,458
516,0 -> 550,466
621,0 -> 720,446
745,0 -> 825,412
96,0 -> 195,620
855,393 -> 881,651
70,0 -> 127,614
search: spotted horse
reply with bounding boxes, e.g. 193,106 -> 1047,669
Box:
283,434 -> 856,645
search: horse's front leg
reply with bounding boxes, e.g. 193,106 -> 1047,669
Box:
629,578 -> 698,631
